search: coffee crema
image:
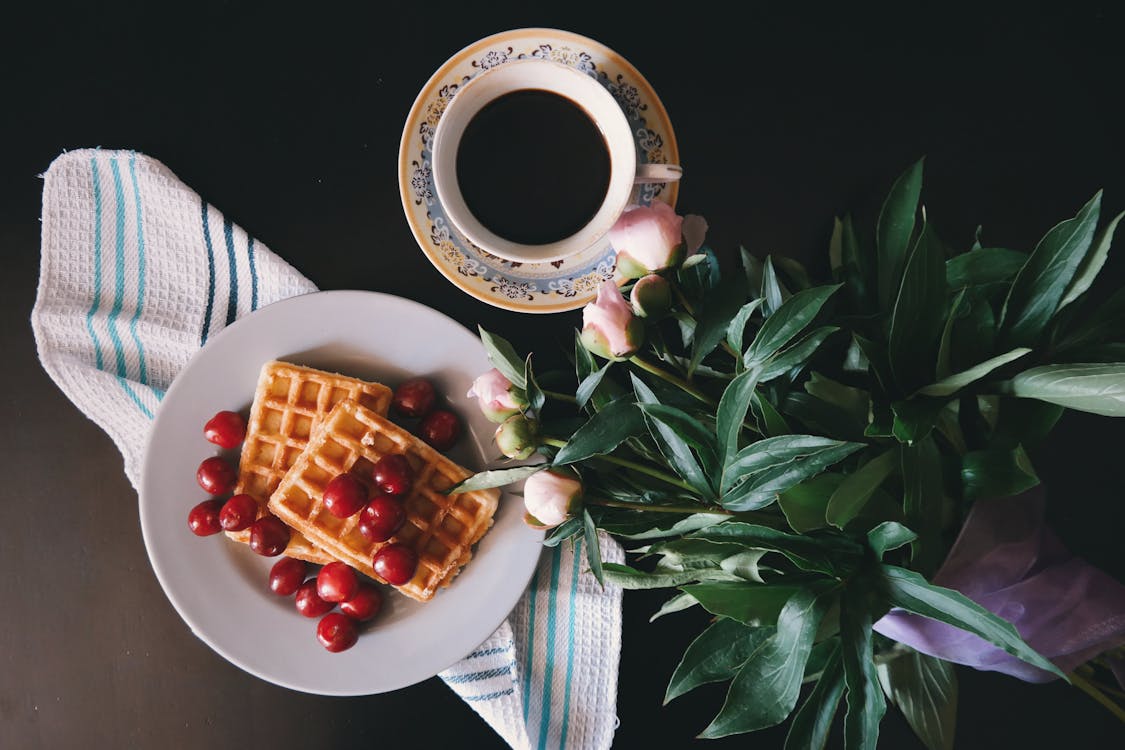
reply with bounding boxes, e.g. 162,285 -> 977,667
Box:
455,88 -> 612,246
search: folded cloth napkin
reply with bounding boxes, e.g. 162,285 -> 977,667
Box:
31,149 -> 624,750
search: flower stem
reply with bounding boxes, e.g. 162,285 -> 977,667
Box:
1071,671 -> 1125,723
586,496 -> 731,515
541,437 -> 698,494
628,354 -> 716,406
542,389 -> 578,404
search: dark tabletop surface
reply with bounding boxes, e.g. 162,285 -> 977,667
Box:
3,2 -> 1124,748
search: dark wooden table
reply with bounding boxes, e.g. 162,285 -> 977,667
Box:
3,3 -> 1123,748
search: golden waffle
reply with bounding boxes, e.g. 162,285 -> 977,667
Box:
268,399 -> 500,601
227,361 -> 393,563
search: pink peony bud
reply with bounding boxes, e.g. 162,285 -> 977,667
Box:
580,280 -> 644,361
495,414 -> 539,460
610,201 -> 685,281
466,368 -> 528,423
522,468 -> 583,528
629,274 -> 673,319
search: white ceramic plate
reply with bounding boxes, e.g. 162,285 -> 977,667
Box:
140,290 -> 542,695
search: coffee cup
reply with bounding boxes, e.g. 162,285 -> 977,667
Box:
430,59 -> 682,264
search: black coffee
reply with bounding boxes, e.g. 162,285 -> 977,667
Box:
455,88 -> 611,246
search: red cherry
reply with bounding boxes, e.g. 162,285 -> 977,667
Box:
372,454 -> 413,497
358,494 -> 406,543
268,557 -> 307,597
420,410 -> 461,451
392,377 -> 437,418
340,584 -> 383,622
373,543 -> 418,586
317,561 -> 359,603
219,493 -> 259,532
317,612 -> 359,653
294,578 -> 334,618
322,474 -> 368,518
248,516 -> 290,556
204,410 -> 247,449
187,498 -> 224,536
196,456 -> 237,495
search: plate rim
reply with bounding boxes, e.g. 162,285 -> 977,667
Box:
397,26 -> 680,314
138,289 -> 543,696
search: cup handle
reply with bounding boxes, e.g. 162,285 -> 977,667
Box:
634,163 -> 683,185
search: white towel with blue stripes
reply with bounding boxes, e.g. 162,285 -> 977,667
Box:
31,149 -> 624,750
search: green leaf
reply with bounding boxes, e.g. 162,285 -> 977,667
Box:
552,399 -> 645,465
690,276 -> 748,375
742,246 -> 765,293
678,246 -> 721,301
632,375 -> 716,498
999,191 -> 1102,348
542,515 -> 583,547
880,564 -> 1066,680
991,399 -> 1063,450
840,583 -> 886,750
666,618 -> 775,703
774,256 -> 813,291
890,398 -> 945,445
1059,209 -> 1123,311
826,449 -> 897,529
935,289 -> 967,381
681,581 -> 799,626
447,464 -> 544,493
961,446 -> 1039,500
945,247 -> 1027,290
805,372 -> 870,426
690,522 -> 864,576
574,328 -> 596,381
889,221 -> 947,390
699,587 -> 834,738
762,256 -> 790,317
917,348 -> 1031,397
721,434 -> 852,495
778,473 -> 842,533
727,298 -> 765,355
867,522 -> 917,559
784,392 -> 867,441
717,368 -> 762,468
575,360 -> 613,410
877,158 -> 925,310
951,292 -> 997,374
582,509 -> 604,586
523,354 -> 545,415
876,651 -> 957,750
901,436 -> 944,575
746,284 -> 841,366
478,326 -> 527,389
638,402 -> 721,484
837,213 -> 873,313
612,512 -> 728,541
650,591 -> 699,622
750,390 -> 790,437
785,643 -> 845,750
721,439 -> 865,512
758,326 -> 840,382
1007,363 -> 1125,417
1059,286 -> 1125,351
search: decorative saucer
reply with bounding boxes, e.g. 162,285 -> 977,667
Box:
398,27 -> 680,314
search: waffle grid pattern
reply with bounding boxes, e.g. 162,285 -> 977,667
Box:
227,361 -> 392,562
269,399 -> 499,601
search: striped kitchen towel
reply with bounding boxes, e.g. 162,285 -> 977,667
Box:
31,149 -> 624,750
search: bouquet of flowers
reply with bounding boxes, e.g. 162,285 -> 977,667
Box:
455,160 -> 1125,748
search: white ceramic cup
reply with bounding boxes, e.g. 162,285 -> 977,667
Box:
430,59 -> 682,264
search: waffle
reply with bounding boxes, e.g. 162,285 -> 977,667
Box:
227,360 -> 393,563
268,399 -> 500,601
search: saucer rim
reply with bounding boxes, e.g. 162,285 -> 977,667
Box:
397,26 -> 680,314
